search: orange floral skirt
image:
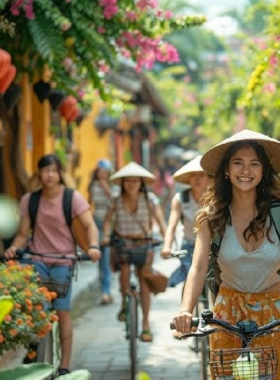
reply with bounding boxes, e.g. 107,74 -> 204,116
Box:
210,286 -> 280,379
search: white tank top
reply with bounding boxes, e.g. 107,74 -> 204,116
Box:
218,221 -> 280,292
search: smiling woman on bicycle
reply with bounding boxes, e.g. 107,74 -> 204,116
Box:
172,130 -> 280,378
102,162 -> 166,342
4,154 -> 101,376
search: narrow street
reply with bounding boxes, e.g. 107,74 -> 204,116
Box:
70,254 -> 201,380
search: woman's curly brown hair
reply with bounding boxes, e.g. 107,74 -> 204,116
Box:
196,141 -> 280,242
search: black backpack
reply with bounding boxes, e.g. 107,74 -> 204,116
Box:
206,199 -> 280,298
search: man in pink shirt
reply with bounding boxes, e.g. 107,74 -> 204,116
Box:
5,154 -> 101,376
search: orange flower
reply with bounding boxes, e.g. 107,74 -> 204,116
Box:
24,290 -> 32,298
39,311 -> 46,319
4,315 -> 12,322
6,260 -> 17,267
27,350 -> 37,359
26,321 -> 34,328
34,304 -> 43,311
9,329 -> 17,337
50,314 -> 59,322
16,319 -> 23,325
49,292 -> 57,299
0,335 -> 5,343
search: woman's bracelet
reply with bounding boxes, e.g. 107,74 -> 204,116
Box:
89,245 -> 101,250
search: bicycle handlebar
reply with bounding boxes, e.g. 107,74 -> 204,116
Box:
14,248 -> 91,261
170,309 -> 280,344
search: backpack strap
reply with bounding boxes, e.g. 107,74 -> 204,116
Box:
269,198 -> 280,240
211,231 -> 223,257
63,188 -> 74,227
29,190 -> 42,237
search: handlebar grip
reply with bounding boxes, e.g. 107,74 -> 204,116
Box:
170,316 -> 200,330
15,248 -> 27,259
76,252 -> 91,261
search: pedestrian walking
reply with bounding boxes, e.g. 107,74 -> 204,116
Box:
88,159 -> 117,305
172,129 -> 280,378
4,154 -> 101,376
102,162 -> 166,342
161,155 -> 209,287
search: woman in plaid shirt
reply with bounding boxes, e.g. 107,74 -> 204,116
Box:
102,162 -> 166,342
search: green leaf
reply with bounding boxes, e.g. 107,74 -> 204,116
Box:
0,363 -> 54,380
0,295 -> 14,325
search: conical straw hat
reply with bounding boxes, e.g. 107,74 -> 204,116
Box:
173,155 -> 204,184
110,161 -> 155,185
201,129 -> 280,175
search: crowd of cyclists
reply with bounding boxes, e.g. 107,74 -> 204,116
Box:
3,128 -> 280,377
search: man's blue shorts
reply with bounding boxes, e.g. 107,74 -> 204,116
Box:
32,261 -> 72,311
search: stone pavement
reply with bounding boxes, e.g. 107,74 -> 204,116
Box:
70,252 -> 202,380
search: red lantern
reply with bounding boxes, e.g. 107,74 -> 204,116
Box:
65,107 -> 79,123
0,49 -> 12,83
0,65 -> 16,94
59,95 -> 77,118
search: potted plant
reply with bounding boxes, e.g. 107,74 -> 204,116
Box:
0,260 -> 57,359
0,280 -> 92,379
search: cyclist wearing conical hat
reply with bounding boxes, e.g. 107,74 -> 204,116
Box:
102,162 -> 166,342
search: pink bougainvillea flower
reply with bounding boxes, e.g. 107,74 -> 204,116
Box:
263,82 -> 276,94
98,27 -> 106,34
137,0 -> 158,11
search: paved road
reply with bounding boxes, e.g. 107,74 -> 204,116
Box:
70,254 -> 202,380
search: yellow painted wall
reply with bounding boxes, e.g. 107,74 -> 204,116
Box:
21,75 -> 54,176
19,79 -> 133,199
72,101 -> 114,199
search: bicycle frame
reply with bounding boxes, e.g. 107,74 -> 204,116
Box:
110,237 -> 161,380
125,264 -> 139,380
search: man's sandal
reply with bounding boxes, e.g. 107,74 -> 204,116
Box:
140,330 -> 153,342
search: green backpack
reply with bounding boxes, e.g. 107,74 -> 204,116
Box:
205,199 -> 280,298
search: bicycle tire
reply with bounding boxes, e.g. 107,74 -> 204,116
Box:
126,294 -> 138,380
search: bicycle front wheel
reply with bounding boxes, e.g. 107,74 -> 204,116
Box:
126,293 -> 138,380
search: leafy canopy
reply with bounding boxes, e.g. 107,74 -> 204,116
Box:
0,0 -> 206,100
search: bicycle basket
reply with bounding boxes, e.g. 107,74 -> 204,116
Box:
118,250 -> 148,267
40,277 -> 70,298
209,346 -> 278,380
